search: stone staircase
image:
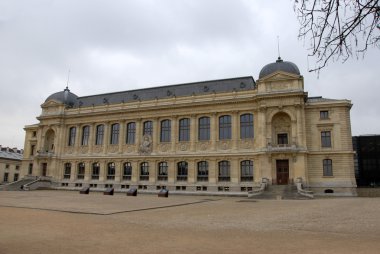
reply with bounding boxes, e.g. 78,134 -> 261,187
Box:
250,184 -> 312,200
1,178 -> 38,191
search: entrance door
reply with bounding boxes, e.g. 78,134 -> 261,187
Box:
276,160 -> 289,185
42,163 -> 47,176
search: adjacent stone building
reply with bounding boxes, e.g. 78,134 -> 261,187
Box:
0,146 -> 23,184
21,58 -> 357,195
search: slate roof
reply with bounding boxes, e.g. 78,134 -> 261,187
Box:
74,76 -> 256,108
259,57 -> 300,79
306,96 -> 341,103
0,148 -> 23,161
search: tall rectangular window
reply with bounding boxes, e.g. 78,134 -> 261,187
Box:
92,163 -> 100,180
323,159 -> 333,176
95,125 -> 104,145
123,162 -> 132,180
179,118 -> 190,141
218,161 -> 230,182
126,122 -> 136,144
197,161 -> 209,182
107,162 -> 115,180
198,117 -> 210,141
321,131 -> 332,148
81,126 -> 90,146
158,162 -> 168,181
110,123 -> 120,145
140,162 -> 149,181
177,161 -> 188,181
241,160 -> 254,182
219,115 -> 231,140
278,133 -> 288,145
240,114 -> 254,139
64,163 -> 71,179
77,162 -> 85,179
143,121 -> 153,136
68,127 -> 76,146
160,120 -> 171,142
3,172 -> 9,182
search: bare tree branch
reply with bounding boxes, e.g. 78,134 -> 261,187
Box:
294,0 -> 380,72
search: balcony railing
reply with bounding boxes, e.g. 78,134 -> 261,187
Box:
197,176 -> 209,182
140,175 -> 149,181
240,176 -> 253,182
218,176 -> 230,182
177,176 -> 188,181
157,175 -> 168,181
122,175 -> 131,181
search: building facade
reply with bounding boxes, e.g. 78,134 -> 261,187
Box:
21,58 -> 357,195
353,135 -> 380,187
0,146 -> 23,184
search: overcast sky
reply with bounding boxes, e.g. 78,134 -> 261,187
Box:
0,0 -> 379,149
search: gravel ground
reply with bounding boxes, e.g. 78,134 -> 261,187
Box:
1,190 -> 380,254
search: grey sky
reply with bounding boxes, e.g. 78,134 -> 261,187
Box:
0,0 -> 379,149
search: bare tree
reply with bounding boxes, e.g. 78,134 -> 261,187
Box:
294,0 -> 379,72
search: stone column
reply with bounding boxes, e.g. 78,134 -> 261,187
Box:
115,161 -> 121,182
171,116 -> 177,152
119,122 -> 125,153
211,113 -> 217,151
103,123 -> 109,154
168,159 -> 175,184
232,111 -> 239,150
74,125 -> 81,154
135,119 -> 142,153
208,159 -> 217,184
188,159 -> 196,184
89,124 -> 95,154
230,158 -> 238,184
131,161 -> 139,183
150,159 -> 157,184
84,161 -> 91,181
153,118 -> 159,153
190,115 -> 197,152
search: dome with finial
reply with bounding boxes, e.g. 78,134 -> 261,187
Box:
259,57 -> 300,79
45,87 -> 78,107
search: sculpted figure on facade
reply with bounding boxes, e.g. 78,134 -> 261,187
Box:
139,134 -> 152,155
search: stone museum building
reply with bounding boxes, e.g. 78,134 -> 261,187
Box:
21,58 -> 357,195
0,146 -> 23,184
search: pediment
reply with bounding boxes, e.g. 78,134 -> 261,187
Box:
41,100 -> 63,108
259,71 -> 301,82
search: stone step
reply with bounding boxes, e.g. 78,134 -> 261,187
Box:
251,184 -> 311,200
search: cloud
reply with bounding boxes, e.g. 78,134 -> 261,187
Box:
0,0 -> 378,148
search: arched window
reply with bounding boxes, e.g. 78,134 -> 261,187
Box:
107,162 -> 115,180
219,115 -> 231,140
140,162 -> 149,181
92,162 -> 100,180
110,123 -> 120,145
77,162 -> 85,179
68,127 -> 76,146
95,125 -> 104,145
323,159 -> 333,176
143,121 -> 153,136
197,161 -> 208,182
158,162 -> 168,181
160,120 -> 171,142
177,161 -> 188,181
81,126 -> 90,146
179,118 -> 190,141
241,160 -> 253,182
123,162 -> 132,180
198,117 -> 210,141
240,114 -> 254,139
218,161 -> 230,182
126,122 -> 136,144
64,163 -> 71,179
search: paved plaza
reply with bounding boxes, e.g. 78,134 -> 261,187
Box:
1,190 -> 380,254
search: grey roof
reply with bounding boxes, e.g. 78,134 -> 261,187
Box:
306,96 -> 341,103
259,57 -> 300,79
0,149 -> 23,161
45,87 -> 78,107
74,76 -> 256,108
